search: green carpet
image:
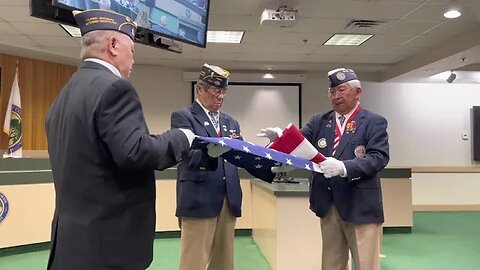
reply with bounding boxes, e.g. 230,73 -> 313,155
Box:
147,236 -> 271,270
381,212 -> 480,270
0,236 -> 271,270
1,212 -> 479,270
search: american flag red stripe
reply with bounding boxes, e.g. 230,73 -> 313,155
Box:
269,123 -> 326,163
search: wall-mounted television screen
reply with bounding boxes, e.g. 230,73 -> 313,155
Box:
51,0 -> 210,48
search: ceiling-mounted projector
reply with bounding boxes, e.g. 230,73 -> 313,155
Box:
260,5 -> 297,27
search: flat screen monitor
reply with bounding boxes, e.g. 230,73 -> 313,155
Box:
51,0 -> 210,48
473,106 -> 480,161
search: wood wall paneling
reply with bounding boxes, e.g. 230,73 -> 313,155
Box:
0,53 -> 76,150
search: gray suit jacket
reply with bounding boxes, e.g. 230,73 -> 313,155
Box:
46,61 -> 189,270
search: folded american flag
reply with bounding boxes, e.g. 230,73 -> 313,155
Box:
195,136 -> 322,172
269,123 -> 326,163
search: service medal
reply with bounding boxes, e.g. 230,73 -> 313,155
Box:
354,145 -> 366,158
318,138 -> 327,148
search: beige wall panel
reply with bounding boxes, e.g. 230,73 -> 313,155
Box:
237,179 -> 252,229
276,197 -> 322,270
155,180 -> 179,231
381,178 -> 413,227
251,184 -> 277,269
0,183 -> 55,248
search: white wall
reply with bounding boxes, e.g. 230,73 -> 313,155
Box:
130,65 -> 190,133
361,82 -> 479,167
300,73 -> 331,124
412,173 -> 480,207
217,84 -> 300,145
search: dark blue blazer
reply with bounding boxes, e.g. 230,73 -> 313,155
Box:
171,102 -> 273,218
301,108 -> 389,223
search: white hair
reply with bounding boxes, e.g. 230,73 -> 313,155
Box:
80,30 -> 117,59
347,79 -> 361,89
194,80 -> 210,94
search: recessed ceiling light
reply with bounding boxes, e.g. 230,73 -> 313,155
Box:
323,34 -> 373,46
207,31 -> 244,43
444,9 -> 461,19
60,24 -> 81,37
263,73 -> 275,79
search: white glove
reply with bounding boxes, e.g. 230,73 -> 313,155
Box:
271,164 -> 296,173
207,143 -> 230,157
179,128 -> 196,147
319,157 -> 347,178
257,127 -> 283,141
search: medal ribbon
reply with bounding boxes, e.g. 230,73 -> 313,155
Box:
332,105 -> 361,155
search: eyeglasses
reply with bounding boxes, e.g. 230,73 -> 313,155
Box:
209,86 -> 228,96
327,86 -> 354,98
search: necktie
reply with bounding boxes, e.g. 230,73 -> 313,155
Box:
332,115 -> 346,155
208,111 -> 219,131
339,115 -> 346,127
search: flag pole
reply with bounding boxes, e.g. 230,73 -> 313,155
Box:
3,61 -> 23,158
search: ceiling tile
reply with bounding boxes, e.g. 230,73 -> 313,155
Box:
274,43 -> 316,54
241,30 -> 325,46
410,21 -> 480,48
401,3 -> 452,22
387,42 -> 430,59
270,53 -> 309,62
341,54 -> 399,64
200,51 -> 238,61
209,0 -> 261,16
208,15 -> 257,31
203,43 -> 240,53
0,34 -> 40,47
378,21 -> 440,35
254,0 -> 316,16
10,22 -> 68,36
286,18 -> 348,33
29,36 -> 79,48
237,43 -> 279,54
310,45 -> 357,56
237,52 -> 280,62
46,47 -> 81,58
0,6 -> 49,23
0,21 -> 19,35
0,0 -> 479,76
351,34 -> 417,54
0,0 -> 30,7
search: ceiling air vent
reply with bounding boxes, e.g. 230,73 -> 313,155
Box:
345,19 -> 386,32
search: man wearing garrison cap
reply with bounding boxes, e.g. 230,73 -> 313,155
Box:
171,64 -> 274,270
259,68 -> 389,270
45,9 -> 195,270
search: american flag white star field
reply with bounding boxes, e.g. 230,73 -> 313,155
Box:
195,136 -> 321,173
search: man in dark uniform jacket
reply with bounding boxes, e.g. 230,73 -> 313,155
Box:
261,68 -> 389,270
171,64 -> 274,270
45,10 -> 194,270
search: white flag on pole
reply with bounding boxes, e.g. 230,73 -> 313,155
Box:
3,67 -> 22,158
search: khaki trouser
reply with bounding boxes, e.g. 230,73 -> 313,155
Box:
179,199 -> 236,270
321,206 -> 382,270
